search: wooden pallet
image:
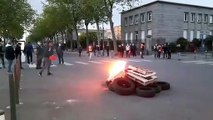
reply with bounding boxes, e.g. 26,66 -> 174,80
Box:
127,72 -> 157,86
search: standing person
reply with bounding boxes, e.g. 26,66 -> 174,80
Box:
0,41 -> 5,69
88,44 -> 93,61
163,44 -> 168,59
106,44 -> 110,57
36,42 -> 43,69
167,46 -> 172,59
15,43 -> 23,69
78,44 -> 82,57
121,44 -> 125,58
154,44 -> 158,59
125,44 -> 130,58
56,41 -> 65,64
132,44 -> 137,57
39,41 -> 54,76
5,41 -> 15,72
140,43 -> 145,58
24,42 -> 34,64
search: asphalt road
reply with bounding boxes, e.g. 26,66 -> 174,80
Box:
0,53 -> 213,120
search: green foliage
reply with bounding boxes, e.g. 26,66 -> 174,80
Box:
192,38 -> 201,49
204,35 -> 213,50
0,0 -> 35,40
79,32 -> 97,48
176,37 -> 189,51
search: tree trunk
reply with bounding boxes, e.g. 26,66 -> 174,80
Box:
56,33 -> 59,43
67,28 -> 73,51
61,31 -> 64,43
96,21 -> 101,46
109,17 -> 117,52
74,24 -> 80,49
85,23 -> 89,47
53,35 -> 56,44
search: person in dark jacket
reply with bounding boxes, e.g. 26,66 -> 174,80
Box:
36,42 -> 43,69
15,43 -> 23,69
0,41 -> 5,68
24,42 -> 34,64
56,42 -> 65,64
5,41 -> 15,72
39,41 -> 54,76
78,44 -> 82,57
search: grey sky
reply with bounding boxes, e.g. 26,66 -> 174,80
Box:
28,0 -> 213,29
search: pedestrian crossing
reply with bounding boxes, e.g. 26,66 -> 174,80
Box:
27,59 -> 153,68
181,60 -> 213,66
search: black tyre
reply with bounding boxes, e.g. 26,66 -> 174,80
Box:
108,81 -> 114,91
136,86 -> 155,98
112,77 -> 135,95
155,81 -> 170,90
147,84 -> 162,93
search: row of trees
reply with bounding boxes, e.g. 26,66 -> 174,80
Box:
0,0 -> 35,44
173,36 -> 213,52
28,0 -> 134,51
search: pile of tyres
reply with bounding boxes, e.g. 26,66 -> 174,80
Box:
106,77 -> 170,98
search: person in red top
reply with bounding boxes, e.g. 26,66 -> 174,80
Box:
140,43 -> 145,58
88,44 -> 93,61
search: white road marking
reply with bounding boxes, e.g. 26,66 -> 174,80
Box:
28,63 -> 36,68
181,60 -> 202,63
88,61 -> 102,64
75,61 -> 88,65
66,99 -> 79,103
182,60 -> 213,66
51,64 -> 57,67
128,59 -> 152,63
64,62 -> 74,66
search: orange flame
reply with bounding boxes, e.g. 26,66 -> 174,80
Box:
107,61 -> 127,81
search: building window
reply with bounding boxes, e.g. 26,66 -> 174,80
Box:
130,32 -> 133,41
197,14 -> 202,23
204,14 -> 208,23
141,31 -> 145,42
135,14 -> 139,24
210,15 -> 213,24
197,31 -> 200,39
147,11 -> 152,21
203,34 -> 207,39
124,17 -> 128,26
125,32 -> 128,41
183,30 -> 188,39
129,16 -> 133,25
135,31 -> 139,41
190,30 -> 194,41
184,12 -> 189,22
140,13 -> 145,23
147,30 -> 152,35
191,13 -> 195,22
210,31 -> 213,35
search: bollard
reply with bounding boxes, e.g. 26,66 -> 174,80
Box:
9,73 -> 17,120
14,57 -> 21,104
0,110 -> 5,120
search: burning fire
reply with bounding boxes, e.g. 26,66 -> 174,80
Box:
107,61 -> 127,81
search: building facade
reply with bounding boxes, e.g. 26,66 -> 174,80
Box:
121,0 -> 213,50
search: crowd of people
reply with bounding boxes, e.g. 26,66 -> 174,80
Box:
84,42 -> 172,60
0,39 -> 172,75
0,39 -> 66,76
